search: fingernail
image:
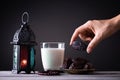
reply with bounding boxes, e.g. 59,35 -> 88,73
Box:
87,48 -> 91,54
69,41 -> 72,45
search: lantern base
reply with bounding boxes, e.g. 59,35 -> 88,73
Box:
12,69 -> 35,74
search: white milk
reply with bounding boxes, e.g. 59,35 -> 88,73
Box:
41,48 -> 64,71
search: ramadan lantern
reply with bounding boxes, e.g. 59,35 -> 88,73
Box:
10,12 -> 37,74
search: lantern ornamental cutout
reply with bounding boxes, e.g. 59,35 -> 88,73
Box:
10,12 -> 37,74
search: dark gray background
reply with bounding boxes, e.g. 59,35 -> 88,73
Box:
0,0 -> 120,71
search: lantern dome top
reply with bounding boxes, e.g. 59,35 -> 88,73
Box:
10,12 -> 37,45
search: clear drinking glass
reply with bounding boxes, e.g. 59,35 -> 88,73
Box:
40,42 -> 65,71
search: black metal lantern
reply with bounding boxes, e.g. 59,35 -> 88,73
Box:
10,12 -> 37,74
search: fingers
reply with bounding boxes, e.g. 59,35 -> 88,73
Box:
70,21 -> 91,45
70,28 -> 79,45
87,34 -> 101,53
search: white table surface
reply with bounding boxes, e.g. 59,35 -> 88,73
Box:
0,71 -> 120,80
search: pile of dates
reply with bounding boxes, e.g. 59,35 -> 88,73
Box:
63,57 -> 94,70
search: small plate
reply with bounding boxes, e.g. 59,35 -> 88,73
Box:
64,69 -> 95,74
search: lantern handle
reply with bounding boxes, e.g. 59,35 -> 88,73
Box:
22,12 -> 29,24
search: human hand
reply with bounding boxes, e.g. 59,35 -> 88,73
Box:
70,15 -> 120,54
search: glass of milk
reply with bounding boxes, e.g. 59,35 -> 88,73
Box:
40,42 -> 65,71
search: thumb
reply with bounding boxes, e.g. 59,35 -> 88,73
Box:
87,35 -> 101,54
